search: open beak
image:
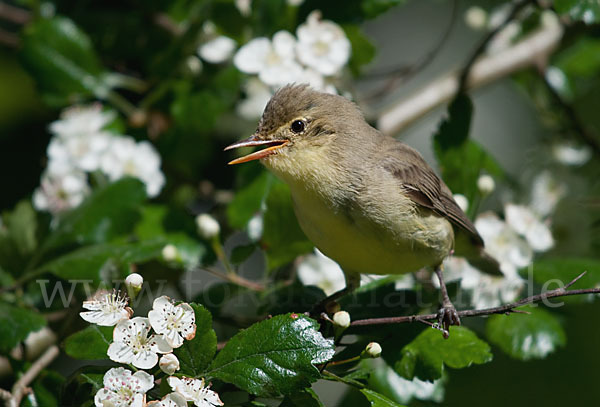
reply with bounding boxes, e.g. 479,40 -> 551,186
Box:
224,135 -> 289,165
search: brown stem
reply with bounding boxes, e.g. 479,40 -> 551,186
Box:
200,267 -> 265,292
351,272 -> 598,326
0,2 -> 30,24
0,345 -> 60,407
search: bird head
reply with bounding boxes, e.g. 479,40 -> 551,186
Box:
225,84 -> 364,171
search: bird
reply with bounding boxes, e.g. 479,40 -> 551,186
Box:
225,84 -> 499,336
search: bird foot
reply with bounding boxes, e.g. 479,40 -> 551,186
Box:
435,303 -> 461,339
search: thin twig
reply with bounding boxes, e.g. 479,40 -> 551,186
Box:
0,2 -> 30,24
361,0 -> 459,101
199,267 -> 265,292
457,0 -> 534,93
0,345 -> 60,407
351,271 -> 598,326
377,18 -> 563,135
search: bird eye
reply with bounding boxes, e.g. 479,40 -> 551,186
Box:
290,120 -> 305,134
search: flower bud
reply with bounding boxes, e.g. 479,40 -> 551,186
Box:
159,353 -> 180,375
332,311 -> 351,329
464,6 -> 487,30
161,244 -> 179,261
364,342 -> 382,358
477,174 -> 495,195
196,214 -> 221,240
125,273 -> 143,290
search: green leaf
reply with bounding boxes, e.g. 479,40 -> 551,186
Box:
529,257 -> 600,303
64,325 -> 113,360
280,389 -> 324,407
174,303 -> 217,376
396,326 -> 492,381
486,306 -> 566,360
262,180 -> 313,271
227,172 -> 272,229
20,16 -> 106,105
361,389 -> 407,407
42,238 -> 166,284
43,178 -> 146,252
343,25 -> 376,76
361,0 -> 407,19
555,0 -> 600,24
4,200 -> 37,256
30,370 -> 65,407
206,314 -> 335,397
554,38 -> 600,78
0,302 -> 46,353
433,93 -> 473,151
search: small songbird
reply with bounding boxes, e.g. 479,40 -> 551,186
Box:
225,84 -> 499,334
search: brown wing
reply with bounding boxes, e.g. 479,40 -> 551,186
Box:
381,142 -> 484,247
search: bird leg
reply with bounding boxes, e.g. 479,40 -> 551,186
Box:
309,272 -> 360,317
434,265 -> 460,339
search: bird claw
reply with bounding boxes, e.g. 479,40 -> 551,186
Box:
436,304 -> 461,339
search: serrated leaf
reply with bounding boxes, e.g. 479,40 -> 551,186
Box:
175,303 -> 217,376
64,325 -> 113,360
20,16 -> 106,104
262,181 -> 313,271
396,326 -> 492,382
486,306 -> 566,360
529,257 -> 600,303
43,178 -> 146,252
0,302 -> 46,353
555,0 -> 600,24
41,239 -> 166,285
205,314 -> 334,397
361,389 -> 407,407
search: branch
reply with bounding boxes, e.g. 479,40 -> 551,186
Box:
377,19 -> 563,135
0,2 -> 30,25
351,272 -> 598,327
199,267 -> 266,292
0,345 -> 60,407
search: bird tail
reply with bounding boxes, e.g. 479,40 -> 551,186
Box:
466,251 -> 502,276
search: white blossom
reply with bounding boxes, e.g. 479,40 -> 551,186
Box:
442,257 -> 524,309
552,142 -> 592,166
374,359 -> 444,403
505,204 -> 554,252
236,78 -> 273,120
296,10 -> 351,76
24,327 -> 57,360
48,131 -> 112,172
32,169 -> 90,214
80,290 -> 132,327
332,311 -> 350,328
364,342 -> 382,358
198,36 -> 237,64
100,137 -> 165,197
125,273 -> 144,290
247,212 -> 264,241
465,6 -> 487,30
195,214 -> 221,240
147,393 -> 188,407
545,66 -> 569,95
167,377 -> 223,407
477,174 -> 495,195
297,249 -> 346,296
453,194 -> 469,212
94,367 -> 154,407
49,104 -> 115,138
162,244 -> 180,261
234,0 -> 251,16
107,317 -> 172,369
287,0 -> 304,6
234,31 -> 304,86
475,212 -> 533,275
530,171 -> 566,217
148,296 -> 196,348
159,353 -> 180,375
